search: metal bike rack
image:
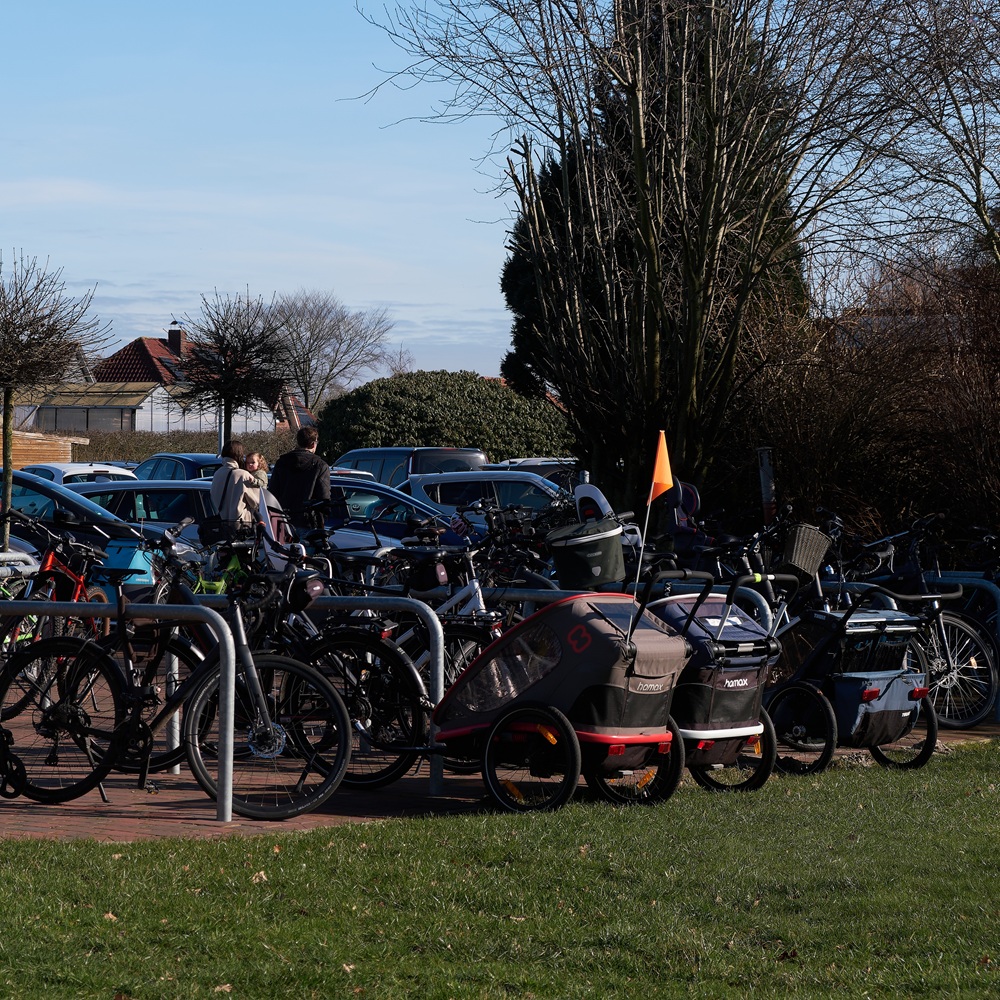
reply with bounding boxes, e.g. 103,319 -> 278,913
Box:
196,593 -> 448,794
0,600 -> 237,822
309,595 -> 447,794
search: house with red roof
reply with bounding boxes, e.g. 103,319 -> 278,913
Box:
16,323 -> 314,434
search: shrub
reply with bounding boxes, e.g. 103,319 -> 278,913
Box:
317,370 -> 576,462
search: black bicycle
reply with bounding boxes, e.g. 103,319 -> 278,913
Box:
0,523 -> 353,819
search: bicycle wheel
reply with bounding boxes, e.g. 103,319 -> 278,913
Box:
103,631 -> 206,775
305,631 -> 426,789
481,703 -> 581,812
868,696 -> 938,769
0,636 -> 127,803
909,611 -> 998,728
65,586 -> 112,640
584,716 -> 685,805
768,681 -> 838,776
183,654 -> 351,820
687,710 -> 777,792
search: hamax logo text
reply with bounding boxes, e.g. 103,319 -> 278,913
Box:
636,682 -> 663,692
723,677 -> 750,688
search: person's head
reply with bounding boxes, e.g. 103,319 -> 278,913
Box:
221,439 -> 246,464
297,426 -> 319,451
245,452 -> 268,473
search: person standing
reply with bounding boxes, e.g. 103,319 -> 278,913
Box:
268,426 -> 330,532
210,439 -> 260,535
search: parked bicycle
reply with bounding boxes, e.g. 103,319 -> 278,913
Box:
0,521 -> 353,819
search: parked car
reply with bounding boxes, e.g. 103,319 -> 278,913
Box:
133,453 -> 224,481
66,479 -> 217,546
332,447 -> 488,488
1,470 -> 154,598
482,457 -> 586,492
326,476 -> 466,550
19,462 -> 138,484
400,470 -> 567,527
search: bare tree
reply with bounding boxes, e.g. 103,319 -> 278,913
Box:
0,253 -> 110,548
273,291 -> 395,410
862,0 -> 1000,265
180,290 -> 287,442
382,343 -> 416,377
365,0 -> 901,502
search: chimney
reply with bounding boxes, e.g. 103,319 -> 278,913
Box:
167,322 -> 187,357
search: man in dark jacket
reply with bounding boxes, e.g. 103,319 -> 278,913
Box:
268,426 -> 331,531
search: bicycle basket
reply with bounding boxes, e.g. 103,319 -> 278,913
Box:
780,524 -> 832,582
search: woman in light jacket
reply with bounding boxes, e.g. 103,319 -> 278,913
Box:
210,439 -> 260,530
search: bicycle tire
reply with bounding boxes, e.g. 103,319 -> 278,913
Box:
584,715 -> 685,805
68,586 -> 112,640
768,681 -> 838,776
481,703 -> 581,812
0,636 -> 127,803
303,630 -> 426,789
102,632 -> 207,775
868,696 -> 938,769
183,653 -> 352,820
687,709 -> 777,792
909,611 -> 998,728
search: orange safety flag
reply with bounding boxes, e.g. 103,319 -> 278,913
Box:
647,430 -> 674,505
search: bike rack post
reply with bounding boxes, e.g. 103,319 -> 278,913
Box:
0,600 -> 236,821
307,596 -> 447,794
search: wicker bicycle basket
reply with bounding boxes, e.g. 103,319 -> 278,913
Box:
780,523 -> 832,581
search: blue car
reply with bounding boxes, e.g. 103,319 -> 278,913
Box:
133,452 -> 224,481
327,476 -> 472,550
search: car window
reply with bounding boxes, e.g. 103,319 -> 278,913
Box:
9,485 -> 56,520
340,489 -> 382,520
142,490 -> 196,522
195,462 -> 222,478
434,482 -> 495,507
22,467 -> 55,481
81,491 -> 119,513
64,472 -> 133,484
495,480 -> 555,510
156,459 -> 184,480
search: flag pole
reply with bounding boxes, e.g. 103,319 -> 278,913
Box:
633,430 -> 674,596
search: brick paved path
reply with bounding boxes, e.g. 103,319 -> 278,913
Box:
1,726 -> 995,842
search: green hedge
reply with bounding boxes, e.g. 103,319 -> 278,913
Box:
317,370 -> 575,462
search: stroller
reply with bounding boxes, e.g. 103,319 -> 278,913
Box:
433,592 -> 691,811
646,571 -> 791,790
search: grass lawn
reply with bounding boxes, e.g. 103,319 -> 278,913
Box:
1,741 -> 998,999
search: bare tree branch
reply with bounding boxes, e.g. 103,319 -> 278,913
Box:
0,252 -> 111,548
273,291 -> 395,409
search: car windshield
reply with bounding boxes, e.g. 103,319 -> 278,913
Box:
9,480 -> 127,527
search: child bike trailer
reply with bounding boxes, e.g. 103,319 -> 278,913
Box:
433,593 -> 691,811
647,572 -> 787,791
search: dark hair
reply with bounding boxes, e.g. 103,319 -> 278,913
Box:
221,439 -> 246,463
297,426 -> 319,449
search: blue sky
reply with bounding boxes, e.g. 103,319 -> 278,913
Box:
2,2 -> 515,378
